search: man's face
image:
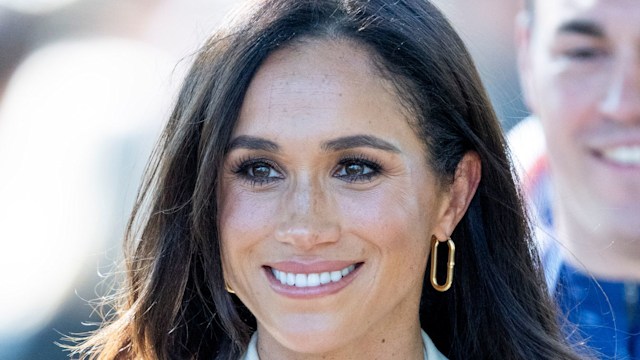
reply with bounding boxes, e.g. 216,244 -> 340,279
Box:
519,0 -> 640,241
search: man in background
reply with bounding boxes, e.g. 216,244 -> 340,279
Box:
513,0 -> 640,357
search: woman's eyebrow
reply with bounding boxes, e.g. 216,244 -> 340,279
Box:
226,134 -> 400,153
322,135 -> 400,153
226,135 -> 280,152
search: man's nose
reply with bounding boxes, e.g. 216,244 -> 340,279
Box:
599,51 -> 640,125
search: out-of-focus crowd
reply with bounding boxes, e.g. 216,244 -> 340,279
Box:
0,1 -> 240,358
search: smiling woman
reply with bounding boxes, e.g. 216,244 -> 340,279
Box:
68,0 -> 584,359
218,40 -> 468,359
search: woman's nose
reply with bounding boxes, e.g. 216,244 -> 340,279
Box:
274,176 -> 340,250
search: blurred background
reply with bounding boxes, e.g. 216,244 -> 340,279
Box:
0,0 -> 525,358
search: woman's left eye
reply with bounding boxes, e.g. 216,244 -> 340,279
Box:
333,159 -> 381,183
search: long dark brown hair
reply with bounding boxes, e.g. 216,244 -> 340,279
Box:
69,0 -> 583,359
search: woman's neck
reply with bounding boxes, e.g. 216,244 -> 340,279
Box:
255,320 -> 425,360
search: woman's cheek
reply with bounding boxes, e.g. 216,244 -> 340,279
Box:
338,186 -> 423,246
220,188 -> 280,245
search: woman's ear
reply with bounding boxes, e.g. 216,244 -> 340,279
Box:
433,151 -> 481,240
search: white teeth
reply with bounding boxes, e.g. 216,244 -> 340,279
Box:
307,273 -> 320,287
320,272 -> 331,284
602,146 -> 640,165
330,271 -> 342,282
271,264 -> 357,288
295,274 -> 307,287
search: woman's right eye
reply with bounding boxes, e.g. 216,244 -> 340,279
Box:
235,159 -> 283,186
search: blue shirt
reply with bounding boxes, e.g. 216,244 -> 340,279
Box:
554,262 -> 640,359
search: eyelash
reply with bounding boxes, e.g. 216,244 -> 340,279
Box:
230,154 -> 384,187
232,156 -> 284,187
333,154 -> 383,183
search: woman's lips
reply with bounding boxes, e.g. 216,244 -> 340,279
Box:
263,262 -> 363,298
271,264 -> 357,287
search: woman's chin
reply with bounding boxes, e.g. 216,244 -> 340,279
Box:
261,323 -> 357,355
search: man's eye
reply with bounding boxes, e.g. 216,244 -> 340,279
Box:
563,47 -> 607,61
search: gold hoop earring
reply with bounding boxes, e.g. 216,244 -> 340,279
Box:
225,280 -> 236,294
430,237 -> 455,292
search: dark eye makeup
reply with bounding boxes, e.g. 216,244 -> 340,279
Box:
230,153 -> 384,187
333,155 -> 383,183
232,156 -> 284,187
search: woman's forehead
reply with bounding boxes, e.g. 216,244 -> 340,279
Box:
232,39 -> 421,153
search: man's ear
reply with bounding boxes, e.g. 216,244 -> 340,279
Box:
515,10 -> 537,113
433,151 -> 481,240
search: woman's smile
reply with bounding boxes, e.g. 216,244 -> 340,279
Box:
218,38 -> 451,355
263,261 -> 363,298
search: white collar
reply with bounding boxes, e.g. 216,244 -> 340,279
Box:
241,329 -> 447,360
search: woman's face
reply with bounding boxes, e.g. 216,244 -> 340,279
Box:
219,39 -> 454,357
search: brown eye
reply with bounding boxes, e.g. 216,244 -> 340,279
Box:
345,163 -> 365,176
334,158 -> 381,183
234,158 -> 284,187
250,164 -> 272,178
